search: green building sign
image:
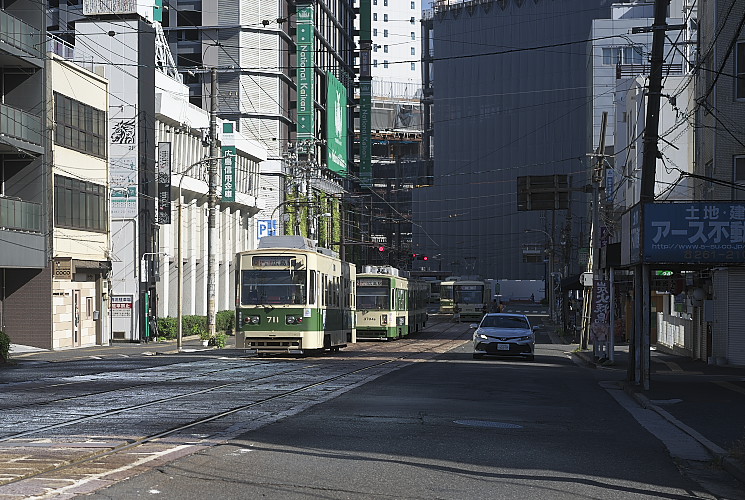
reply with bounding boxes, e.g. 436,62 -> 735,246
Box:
296,4 -> 315,139
326,72 -> 348,175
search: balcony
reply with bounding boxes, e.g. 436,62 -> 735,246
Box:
0,196 -> 42,233
0,103 -> 43,152
0,10 -> 42,59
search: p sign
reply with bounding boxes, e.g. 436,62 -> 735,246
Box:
257,219 -> 278,239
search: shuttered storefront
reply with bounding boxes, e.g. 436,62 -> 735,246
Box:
727,269 -> 745,365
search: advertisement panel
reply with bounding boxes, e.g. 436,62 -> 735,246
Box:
326,72 -> 348,175
590,280 -> 610,342
296,4 -> 315,139
643,202 -> 745,263
157,142 -> 171,224
110,108 -> 138,219
221,146 -> 236,202
359,80 -> 372,187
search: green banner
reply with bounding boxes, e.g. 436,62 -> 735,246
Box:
221,146 -> 236,202
297,4 -> 315,139
326,72 -> 348,175
359,79 -> 372,186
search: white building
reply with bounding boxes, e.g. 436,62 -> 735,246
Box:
371,0 -> 422,88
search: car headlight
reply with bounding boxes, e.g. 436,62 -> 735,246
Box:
519,335 -> 533,341
477,333 -> 488,340
243,315 -> 260,325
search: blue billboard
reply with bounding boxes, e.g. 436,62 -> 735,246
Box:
643,202 -> 745,263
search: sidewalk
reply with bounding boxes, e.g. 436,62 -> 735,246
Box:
5,335 -> 233,363
572,343 -> 745,485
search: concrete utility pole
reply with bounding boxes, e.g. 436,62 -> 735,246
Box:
207,67 -> 218,339
633,0 -> 671,390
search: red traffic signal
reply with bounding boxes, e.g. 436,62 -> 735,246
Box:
422,255 -> 429,261
378,246 -> 385,252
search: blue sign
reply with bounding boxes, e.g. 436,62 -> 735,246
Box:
643,202 -> 745,263
257,219 -> 278,239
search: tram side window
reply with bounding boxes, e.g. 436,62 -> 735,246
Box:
309,271 -> 316,305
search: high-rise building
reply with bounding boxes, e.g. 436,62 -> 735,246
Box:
413,0 -> 613,281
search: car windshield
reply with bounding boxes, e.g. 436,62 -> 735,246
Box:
479,316 -> 530,329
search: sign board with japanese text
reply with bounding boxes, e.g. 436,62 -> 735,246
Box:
221,146 -> 236,202
590,279 -> 610,342
257,219 -> 278,239
643,202 -> 745,263
157,142 -> 171,224
326,71 -> 348,175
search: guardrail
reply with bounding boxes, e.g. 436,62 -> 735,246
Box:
0,103 -> 43,146
0,10 -> 42,58
0,197 -> 43,233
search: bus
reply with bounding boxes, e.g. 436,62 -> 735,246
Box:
235,236 -> 355,355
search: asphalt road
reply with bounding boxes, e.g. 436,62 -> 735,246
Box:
73,315 -> 740,500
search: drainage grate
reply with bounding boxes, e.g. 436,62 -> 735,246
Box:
454,420 -> 523,429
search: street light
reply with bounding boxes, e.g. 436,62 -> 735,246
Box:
524,229 -> 556,321
176,156 -> 225,352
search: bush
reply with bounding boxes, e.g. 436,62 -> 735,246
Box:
157,317 -> 178,339
183,315 -> 208,338
216,310 -> 235,334
211,332 -> 228,348
0,330 -> 10,362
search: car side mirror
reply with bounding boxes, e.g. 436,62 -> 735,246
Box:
469,324 -> 479,329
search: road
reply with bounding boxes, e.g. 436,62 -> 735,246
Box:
1,312 -> 742,499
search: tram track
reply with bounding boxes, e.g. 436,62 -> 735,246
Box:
0,320 -> 471,495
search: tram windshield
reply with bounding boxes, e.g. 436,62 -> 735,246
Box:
356,281 -> 390,310
454,285 -> 484,304
241,270 -> 306,305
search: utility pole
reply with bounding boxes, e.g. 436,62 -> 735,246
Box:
207,67 -> 218,339
633,0 -> 671,390
582,111 -> 608,350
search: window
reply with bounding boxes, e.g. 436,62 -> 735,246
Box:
373,59 -> 378,67
735,156 -> 745,200
373,28 -> 377,36
384,60 -> 389,68
373,13 -> 377,21
602,46 -> 644,65
411,47 -> 416,55
384,45 -> 388,53
383,14 -> 388,22
373,45 -> 378,52
411,62 -> 416,71
410,17 -> 415,24
737,41 -> 745,99
411,1 -> 415,8
411,32 -> 416,40
384,29 -> 388,37
373,0 -> 377,4
384,0 -> 388,5
54,175 -> 107,232
54,93 -> 106,158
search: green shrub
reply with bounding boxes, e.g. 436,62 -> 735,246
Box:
211,332 -> 228,348
216,310 -> 235,333
0,331 -> 10,362
157,317 -> 178,339
183,315 -> 207,338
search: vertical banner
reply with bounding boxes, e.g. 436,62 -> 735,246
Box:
326,72 -> 348,175
221,146 -> 237,202
359,79 -> 372,187
590,279 -> 611,342
296,3 -> 315,139
157,141 -> 171,224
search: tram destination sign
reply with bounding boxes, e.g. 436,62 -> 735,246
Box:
252,256 -> 292,267
643,202 -> 745,263
358,278 -> 389,287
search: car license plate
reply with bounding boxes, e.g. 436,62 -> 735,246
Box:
497,344 -> 510,351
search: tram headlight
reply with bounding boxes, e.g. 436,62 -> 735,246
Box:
243,315 -> 260,325
286,315 -> 303,325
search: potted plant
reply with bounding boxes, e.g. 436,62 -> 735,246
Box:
199,330 -> 212,347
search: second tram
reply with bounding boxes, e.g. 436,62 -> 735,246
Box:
439,279 -> 488,322
356,266 -> 428,340
235,236 -> 355,355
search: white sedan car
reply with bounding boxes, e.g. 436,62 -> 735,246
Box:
472,313 -> 535,361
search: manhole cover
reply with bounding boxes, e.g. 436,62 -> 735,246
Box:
454,420 -> 523,429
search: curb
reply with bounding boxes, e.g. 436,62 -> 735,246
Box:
619,382 -> 745,486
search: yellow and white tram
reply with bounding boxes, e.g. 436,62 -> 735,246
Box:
235,236 -> 355,355
439,279 -> 488,322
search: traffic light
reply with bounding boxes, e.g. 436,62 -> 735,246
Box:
422,255 -> 428,261
378,245 -> 385,252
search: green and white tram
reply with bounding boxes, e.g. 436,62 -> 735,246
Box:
235,236 -> 356,355
356,266 -> 420,340
408,278 -> 429,334
439,279 -> 488,322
